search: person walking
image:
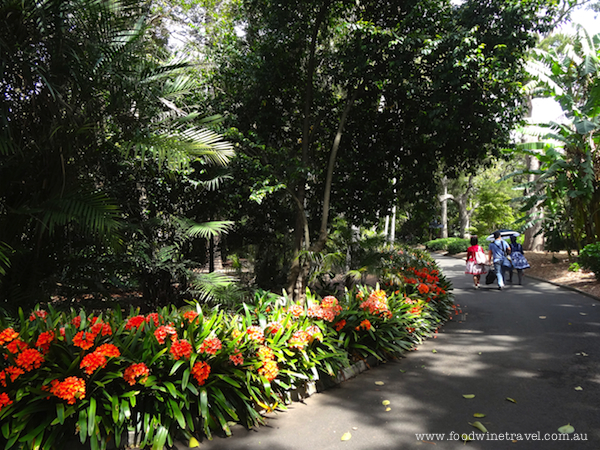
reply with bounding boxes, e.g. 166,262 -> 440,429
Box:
508,235 -> 530,284
465,236 -> 487,289
488,231 -> 511,290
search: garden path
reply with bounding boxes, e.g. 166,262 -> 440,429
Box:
178,254 -> 600,450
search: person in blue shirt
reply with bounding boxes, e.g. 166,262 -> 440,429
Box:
487,231 -> 511,290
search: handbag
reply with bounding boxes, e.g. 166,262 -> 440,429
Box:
475,247 -> 488,265
485,269 -> 497,285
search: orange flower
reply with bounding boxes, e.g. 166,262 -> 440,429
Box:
409,306 -> 421,315
287,304 -> 304,318
199,338 -> 222,355
229,350 -> 244,366
123,363 -> 149,385
80,351 -> 107,375
0,328 -> 18,345
96,343 -> 121,357
0,366 -> 25,387
265,322 -> 282,335
145,313 -> 160,327
49,377 -> 86,404
170,339 -> 193,360
256,345 -> 274,361
35,330 -> 55,353
0,392 -> 12,413
15,348 -> 44,371
124,315 -> 146,331
191,361 -> 211,386
72,331 -> 96,350
334,320 -> 346,331
71,316 -> 82,328
91,320 -> 112,337
288,331 -> 310,350
29,310 -> 48,321
355,319 -> 372,331
182,311 -> 199,323
6,338 -> 28,354
246,326 -> 265,344
154,326 -> 177,345
258,360 -> 279,382
417,283 -> 430,294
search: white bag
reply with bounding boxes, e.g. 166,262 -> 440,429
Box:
475,247 -> 488,265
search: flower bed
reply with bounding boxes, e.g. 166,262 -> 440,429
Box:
0,248 -> 454,450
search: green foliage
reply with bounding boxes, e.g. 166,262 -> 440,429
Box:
425,238 -> 469,253
0,249 -> 454,448
579,243 -> 600,280
568,262 -> 580,272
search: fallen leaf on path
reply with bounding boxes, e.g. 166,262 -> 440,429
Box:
574,386 -> 583,391
399,369 -> 406,373
469,421 -> 488,433
506,397 -> 517,403
579,312 -> 587,316
341,432 -> 352,441
352,427 -> 358,430
382,400 -> 390,406
473,413 -> 486,418
375,381 -> 385,385
558,424 -> 575,434
432,349 -> 437,353
385,407 -> 391,411
188,437 -> 200,448
463,394 -> 475,399
539,316 -> 547,319
461,434 -> 472,442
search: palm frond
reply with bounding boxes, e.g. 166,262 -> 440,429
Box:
176,218 -> 234,239
0,242 -> 13,277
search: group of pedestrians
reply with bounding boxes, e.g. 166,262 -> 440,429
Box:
465,231 -> 530,290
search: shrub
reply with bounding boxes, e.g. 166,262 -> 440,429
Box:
579,243 -> 600,280
425,238 -> 470,254
447,239 -> 469,255
0,248 -> 454,449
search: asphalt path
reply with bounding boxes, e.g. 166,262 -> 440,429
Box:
185,254 -> 600,450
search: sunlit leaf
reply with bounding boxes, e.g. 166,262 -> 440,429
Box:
574,386 -> 583,391
432,349 -> 437,353
188,437 -> 200,448
469,421 -> 488,433
506,397 -> 517,403
473,413 -> 486,418
580,312 -> 587,316
375,381 -> 385,386
463,394 -> 475,399
539,316 -> 547,319
558,424 -> 575,434
382,400 -> 390,406
385,407 -> 391,411
341,432 -> 352,441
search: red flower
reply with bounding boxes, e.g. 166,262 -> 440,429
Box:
183,311 -> 199,323
80,351 -> 107,375
191,361 -> 211,386
154,326 -> 177,345
29,310 -> 48,321
418,283 -> 430,294
229,350 -> 244,366
0,328 -> 18,345
0,366 -> 24,387
91,320 -> 112,337
257,345 -> 274,361
96,343 -> 121,357
71,316 -> 82,328
170,339 -> 193,360
355,319 -> 372,331
334,320 -> 346,331
6,338 -> 28,354
146,313 -> 160,327
49,377 -> 86,404
123,363 -> 149,385
199,338 -> 222,355
124,315 -> 146,331
0,392 -> 12,413
15,348 -> 44,371
287,304 -> 304,318
288,331 -> 310,350
35,330 -> 55,353
72,331 -> 96,350
265,322 -> 282,335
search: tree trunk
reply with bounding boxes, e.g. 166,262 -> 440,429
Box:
439,176 -> 449,238
523,155 -> 545,251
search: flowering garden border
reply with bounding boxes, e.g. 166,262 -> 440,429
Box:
0,248 -> 456,450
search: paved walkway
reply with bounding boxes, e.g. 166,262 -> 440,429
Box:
181,255 -> 600,449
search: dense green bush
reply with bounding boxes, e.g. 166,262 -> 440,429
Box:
579,243 -> 600,280
425,238 -> 470,254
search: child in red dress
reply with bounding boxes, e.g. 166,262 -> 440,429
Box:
465,236 -> 488,289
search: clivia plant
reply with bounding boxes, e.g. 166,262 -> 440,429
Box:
0,250 -> 453,450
